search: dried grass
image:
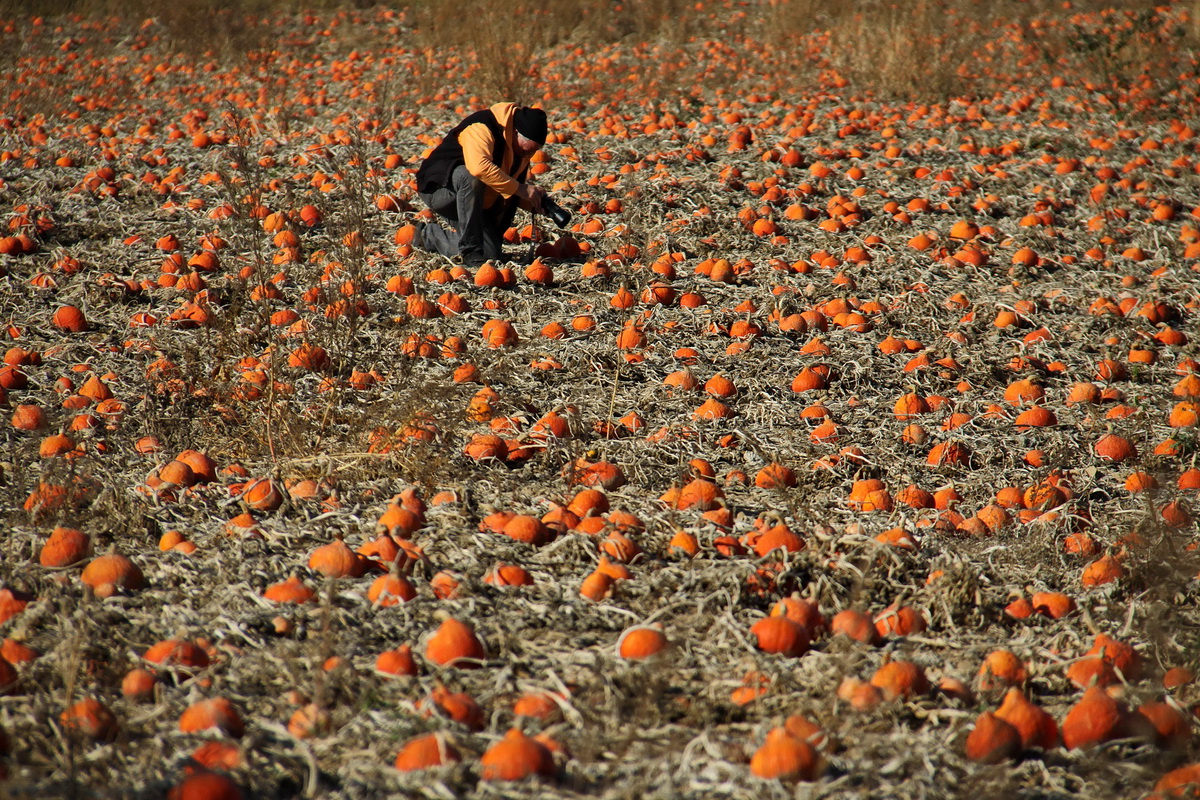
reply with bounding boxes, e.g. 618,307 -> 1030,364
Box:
0,3 -> 1197,799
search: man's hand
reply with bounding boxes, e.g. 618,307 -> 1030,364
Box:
517,182 -> 545,212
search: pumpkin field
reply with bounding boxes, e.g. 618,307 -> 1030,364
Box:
1,1 -> 1200,797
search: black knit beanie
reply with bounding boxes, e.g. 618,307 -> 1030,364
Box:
513,107 -> 547,145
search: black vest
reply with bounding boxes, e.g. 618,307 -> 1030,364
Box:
416,109 -> 527,194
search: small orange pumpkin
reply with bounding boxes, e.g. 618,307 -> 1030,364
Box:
994,688 -> 1058,750
480,728 -> 556,781
158,460 -> 197,487
749,727 -> 823,780
501,514 -> 551,546
1135,701 -> 1191,749
81,552 -> 144,595
617,624 -> 668,660
424,618 -> 486,668
287,703 -> 332,739
579,569 -> 614,602
484,563 -> 534,587
870,659 -> 930,700
39,526 -> 90,567
395,732 -> 460,771
965,711 -> 1021,764
263,575 -> 316,604
11,403 -> 45,430
427,686 -> 484,730
167,772 -> 243,800
977,650 -> 1027,690
751,523 -> 805,556
176,449 -> 217,483
750,616 -> 809,657
1094,433 -> 1137,462
513,691 -> 563,720
375,645 -> 418,678
241,477 -> 284,511
1062,685 -> 1124,749
39,432 -> 76,458
60,697 -> 118,741
52,305 -> 88,332
829,609 -> 881,645
121,668 -> 158,701
771,595 -> 826,634
308,539 -> 366,578
672,477 -> 723,511
179,697 -> 245,738
144,639 -> 210,671
367,573 -> 416,606
873,604 -> 926,638
1153,764 -> 1200,797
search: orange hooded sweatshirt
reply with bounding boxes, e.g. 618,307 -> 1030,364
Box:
417,102 -> 534,210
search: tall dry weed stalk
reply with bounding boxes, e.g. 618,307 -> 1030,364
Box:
1019,5 -> 1198,117
0,0 -> 281,55
759,0 -> 824,41
408,0 -> 577,103
822,0 -> 984,101
583,0 -> 705,42
6,0 -> 1195,107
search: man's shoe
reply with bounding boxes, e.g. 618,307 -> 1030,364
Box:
461,253 -> 487,268
412,221 -> 427,250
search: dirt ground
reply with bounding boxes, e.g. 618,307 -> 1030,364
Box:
0,5 -> 1198,799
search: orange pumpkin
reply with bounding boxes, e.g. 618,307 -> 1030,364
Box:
995,687 -> 1058,749
367,573 -> 416,606
395,732 -> 460,771
52,305 -> 88,332
750,616 -> 809,657
965,712 -> 1020,764
179,697 -> 245,738
617,624 -> 668,660
480,728 -> 556,781
39,526 -> 90,567
830,609 -> 881,645
870,660 -> 930,700
60,697 -> 118,741
749,727 -> 823,780
1062,685 -> 1124,749
167,772 -> 244,800
144,639 -> 210,671
81,552 -> 144,595
1094,433 -> 1137,462
424,618 -> 486,668
375,645 -> 418,678
308,539 -> 367,578
263,575 -> 316,604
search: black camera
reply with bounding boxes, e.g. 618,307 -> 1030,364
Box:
539,195 -> 572,229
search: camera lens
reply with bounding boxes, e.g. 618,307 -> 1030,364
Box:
542,196 -> 572,229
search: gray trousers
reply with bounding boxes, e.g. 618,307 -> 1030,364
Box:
418,164 -> 518,262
